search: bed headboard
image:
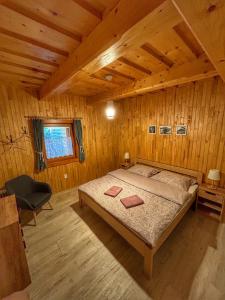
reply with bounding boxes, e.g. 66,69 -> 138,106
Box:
135,158 -> 203,184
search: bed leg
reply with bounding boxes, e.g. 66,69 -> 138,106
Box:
78,192 -> 84,208
144,248 -> 153,279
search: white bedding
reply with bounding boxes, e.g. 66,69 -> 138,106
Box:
78,169 -> 197,247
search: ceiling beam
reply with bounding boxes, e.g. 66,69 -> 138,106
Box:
118,57 -> 152,75
172,0 -> 225,82
88,55 -> 217,103
39,0 -> 182,98
72,0 -> 102,20
141,43 -> 174,68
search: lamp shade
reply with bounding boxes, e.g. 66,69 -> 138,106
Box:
124,152 -> 130,160
208,169 -> 220,181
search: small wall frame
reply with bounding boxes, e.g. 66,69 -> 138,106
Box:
176,125 -> 188,135
148,125 -> 156,134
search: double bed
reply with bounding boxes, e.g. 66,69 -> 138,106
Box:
78,159 -> 203,278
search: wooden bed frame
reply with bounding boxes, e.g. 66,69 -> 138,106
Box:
78,158 -> 203,279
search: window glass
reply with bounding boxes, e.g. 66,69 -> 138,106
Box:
43,126 -> 74,159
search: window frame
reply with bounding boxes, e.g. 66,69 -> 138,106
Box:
43,119 -> 78,167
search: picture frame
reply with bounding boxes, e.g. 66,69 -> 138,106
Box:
159,126 -> 172,135
176,125 -> 188,135
148,125 -> 156,134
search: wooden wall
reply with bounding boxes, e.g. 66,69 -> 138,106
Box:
0,84 -> 117,192
116,76 -> 225,187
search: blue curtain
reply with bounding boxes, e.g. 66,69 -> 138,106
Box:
32,119 -> 46,171
73,119 -> 85,162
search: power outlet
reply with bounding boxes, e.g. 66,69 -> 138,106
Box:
64,173 -> 68,179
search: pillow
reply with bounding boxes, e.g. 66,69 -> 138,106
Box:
127,164 -> 160,177
151,170 -> 193,191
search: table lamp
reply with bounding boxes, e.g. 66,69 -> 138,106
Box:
124,152 -> 130,164
207,169 -> 220,189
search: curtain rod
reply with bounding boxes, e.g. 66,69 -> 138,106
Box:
24,116 -> 83,120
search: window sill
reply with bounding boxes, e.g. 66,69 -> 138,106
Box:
46,157 -> 79,168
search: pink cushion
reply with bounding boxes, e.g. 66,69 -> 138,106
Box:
104,186 -> 122,197
120,195 -> 144,208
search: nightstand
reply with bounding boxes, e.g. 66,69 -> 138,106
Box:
120,162 -> 134,170
197,184 -> 225,222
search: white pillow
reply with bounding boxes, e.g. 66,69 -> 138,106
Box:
127,164 -> 160,177
151,170 -> 193,191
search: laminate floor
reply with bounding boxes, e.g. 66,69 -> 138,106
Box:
22,188 -> 225,300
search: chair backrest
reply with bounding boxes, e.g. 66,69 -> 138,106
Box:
5,175 -> 34,196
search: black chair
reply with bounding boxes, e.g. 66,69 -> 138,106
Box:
5,175 -> 53,225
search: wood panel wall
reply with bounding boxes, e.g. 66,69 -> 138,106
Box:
0,84 -> 117,192
116,76 -> 225,187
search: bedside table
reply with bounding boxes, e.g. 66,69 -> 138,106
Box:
120,162 -> 134,170
197,184 -> 225,222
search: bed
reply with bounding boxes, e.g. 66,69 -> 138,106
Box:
78,158 -> 203,279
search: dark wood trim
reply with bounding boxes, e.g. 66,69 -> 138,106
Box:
72,0 -> 102,20
118,57 -> 152,75
2,1 -> 82,42
0,27 -> 69,57
141,43 -> 174,68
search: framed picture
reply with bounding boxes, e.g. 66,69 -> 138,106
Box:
159,126 -> 172,135
176,125 -> 188,135
148,125 -> 156,134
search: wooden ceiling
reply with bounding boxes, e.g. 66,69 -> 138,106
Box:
0,0 -> 224,103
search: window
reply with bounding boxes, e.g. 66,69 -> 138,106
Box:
43,119 -> 78,167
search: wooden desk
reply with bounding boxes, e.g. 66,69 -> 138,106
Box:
0,195 -> 31,298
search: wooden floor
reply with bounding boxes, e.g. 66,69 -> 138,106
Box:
22,188 -> 225,300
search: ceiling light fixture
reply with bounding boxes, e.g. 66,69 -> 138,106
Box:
105,101 -> 116,120
105,74 -> 113,81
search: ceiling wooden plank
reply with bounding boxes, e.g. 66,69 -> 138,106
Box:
40,0 -> 182,98
104,67 -> 135,81
0,5 -> 78,55
89,55 -> 217,103
2,1 -> 82,42
0,50 -> 57,73
72,0 -> 102,19
0,70 -> 44,85
0,62 -> 48,79
0,33 -> 64,66
5,0 -> 103,39
118,57 -> 152,75
0,28 -> 68,57
0,59 -> 51,76
141,43 -> 174,68
172,0 -> 225,81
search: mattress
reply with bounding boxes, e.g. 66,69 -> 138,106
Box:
78,169 -> 197,247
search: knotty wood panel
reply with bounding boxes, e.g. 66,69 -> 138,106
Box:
0,84 -> 117,192
115,76 -> 225,187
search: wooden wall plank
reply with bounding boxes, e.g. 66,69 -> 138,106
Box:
115,76 -> 225,187
0,84 -> 117,192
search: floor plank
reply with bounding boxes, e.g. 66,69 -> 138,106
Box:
22,188 -> 224,300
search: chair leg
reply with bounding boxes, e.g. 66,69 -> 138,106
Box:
48,201 -> 53,210
33,211 -> 37,226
